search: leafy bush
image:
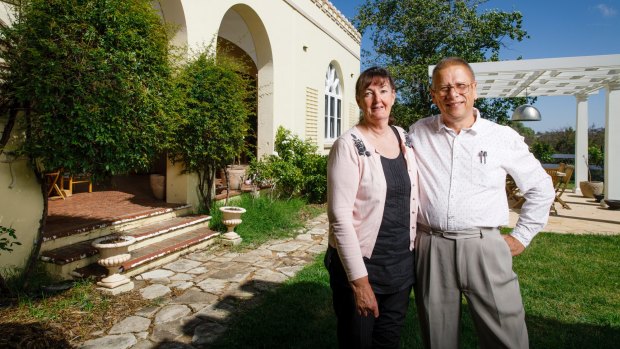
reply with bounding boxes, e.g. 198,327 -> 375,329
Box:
248,127 -> 327,203
0,0 -> 177,179
168,50 -> 252,213
531,141 -> 554,164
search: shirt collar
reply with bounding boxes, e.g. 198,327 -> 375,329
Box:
434,108 -> 486,135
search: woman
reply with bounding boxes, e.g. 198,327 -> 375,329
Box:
326,66 -> 419,349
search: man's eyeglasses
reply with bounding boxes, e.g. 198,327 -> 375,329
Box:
433,83 -> 474,97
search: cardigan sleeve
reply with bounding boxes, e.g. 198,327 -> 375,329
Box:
327,136 -> 368,281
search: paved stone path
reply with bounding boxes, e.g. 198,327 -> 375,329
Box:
79,213 -> 329,349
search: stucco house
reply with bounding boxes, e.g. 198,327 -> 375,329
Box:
0,0 -> 361,274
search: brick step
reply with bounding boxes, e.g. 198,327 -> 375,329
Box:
71,227 -> 219,279
41,204 -> 193,252
41,214 -> 213,280
40,215 -> 211,266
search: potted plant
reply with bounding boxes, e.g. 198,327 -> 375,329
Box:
579,147 -> 604,198
91,234 -> 136,289
219,206 -> 246,246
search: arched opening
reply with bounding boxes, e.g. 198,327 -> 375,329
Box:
218,5 -> 273,159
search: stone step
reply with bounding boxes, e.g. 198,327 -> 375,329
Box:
41,214 -> 212,280
41,204 -> 193,252
71,227 -> 219,279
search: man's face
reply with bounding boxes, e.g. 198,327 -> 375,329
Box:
431,65 -> 477,125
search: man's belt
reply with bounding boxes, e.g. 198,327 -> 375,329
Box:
418,224 -> 499,240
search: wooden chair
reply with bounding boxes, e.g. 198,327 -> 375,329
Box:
45,170 -> 66,200
65,174 -> 93,194
554,165 -> 574,209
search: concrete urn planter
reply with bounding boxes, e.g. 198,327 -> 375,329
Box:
219,206 -> 246,246
579,181 -> 604,198
92,235 -> 136,290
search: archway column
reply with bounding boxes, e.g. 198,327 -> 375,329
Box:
574,94 -> 589,193
605,83 -> 620,200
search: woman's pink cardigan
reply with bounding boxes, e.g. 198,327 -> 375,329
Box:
327,125 -> 419,282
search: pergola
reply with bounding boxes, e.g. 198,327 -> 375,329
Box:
430,54 -> 620,200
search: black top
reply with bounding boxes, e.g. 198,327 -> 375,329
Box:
364,126 -> 415,294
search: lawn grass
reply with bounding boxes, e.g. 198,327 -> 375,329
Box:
211,233 -> 620,348
210,193 -> 325,248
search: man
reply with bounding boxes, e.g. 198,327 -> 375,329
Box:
409,57 -> 555,349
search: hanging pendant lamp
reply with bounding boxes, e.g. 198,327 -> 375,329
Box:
511,88 -> 541,121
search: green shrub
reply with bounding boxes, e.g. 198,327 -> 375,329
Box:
168,50 -> 252,214
531,141 -> 554,164
248,127 -> 327,203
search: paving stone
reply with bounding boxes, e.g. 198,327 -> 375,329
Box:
170,273 -> 193,281
196,278 -> 229,294
308,227 -> 327,235
185,251 -> 216,262
186,266 -> 209,274
195,303 -> 235,322
253,258 -> 282,269
208,263 -> 254,282
135,332 -> 149,340
163,258 -> 202,273
154,304 -> 192,324
171,288 -> 218,305
135,306 -> 160,318
253,268 -> 288,284
277,265 -> 304,277
136,269 -> 175,280
211,255 -> 235,263
140,284 -> 171,300
192,321 -> 227,346
188,303 -> 210,312
308,244 -> 328,254
109,316 -> 151,334
131,339 -> 155,349
170,281 -> 194,291
151,320 -> 184,342
225,282 -> 256,300
232,253 -> 265,263
79,334 -> 137,349
295,233 -> 314,241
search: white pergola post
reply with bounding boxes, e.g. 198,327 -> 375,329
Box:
605,83 -> 620,200
574,95 -> 589,193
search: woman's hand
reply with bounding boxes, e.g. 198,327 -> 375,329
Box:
350,276 -> 379,318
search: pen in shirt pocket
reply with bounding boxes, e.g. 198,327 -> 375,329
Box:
478,150 -> 487,164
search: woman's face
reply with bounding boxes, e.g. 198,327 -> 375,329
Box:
357,78 -> 396,125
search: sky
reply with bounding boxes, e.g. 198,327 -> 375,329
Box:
329,0 -> 620,132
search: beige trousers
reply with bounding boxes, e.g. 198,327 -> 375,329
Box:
414,226 -> 529,349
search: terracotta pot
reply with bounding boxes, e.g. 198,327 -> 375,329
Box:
150,174 -> 165,200
579,181 -> 603,198
226,165 -> 247,191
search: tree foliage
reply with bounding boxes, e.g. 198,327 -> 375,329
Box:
168,51 -> 252,213
0,0 -> 176,290
355,0 -> 531,127
0,0 -> 176,179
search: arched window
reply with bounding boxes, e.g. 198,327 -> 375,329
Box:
324,64 -> 342,140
